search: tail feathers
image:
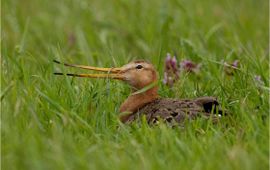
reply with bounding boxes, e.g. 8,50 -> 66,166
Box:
195,96 -> 227,116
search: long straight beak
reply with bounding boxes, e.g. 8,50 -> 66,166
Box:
53,60 -> 124,80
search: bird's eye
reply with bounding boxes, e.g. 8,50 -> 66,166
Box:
136,65 -> 143,69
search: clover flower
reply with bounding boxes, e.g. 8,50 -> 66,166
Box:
163,53 -> 180,86
224,60 -> 240,75
179,59 -> 201,73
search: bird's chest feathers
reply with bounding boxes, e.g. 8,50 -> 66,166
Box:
119,87 -> 158,113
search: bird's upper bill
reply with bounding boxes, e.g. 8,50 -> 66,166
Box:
54,60 -> 158,90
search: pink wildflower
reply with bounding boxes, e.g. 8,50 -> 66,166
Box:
163,53 -> 180,86
224,60 -> 240,75
179,59 -> 201,73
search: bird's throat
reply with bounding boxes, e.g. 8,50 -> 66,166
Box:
119,86 -> 159,121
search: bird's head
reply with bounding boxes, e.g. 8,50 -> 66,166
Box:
118,60 -> 158,89
54,60 -> 158,90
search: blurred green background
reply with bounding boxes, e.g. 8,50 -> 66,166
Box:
2,0 -> 269,170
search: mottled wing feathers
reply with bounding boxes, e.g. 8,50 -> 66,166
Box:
121,97 -> 224,124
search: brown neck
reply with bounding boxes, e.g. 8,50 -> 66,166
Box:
119,86 -> 159,122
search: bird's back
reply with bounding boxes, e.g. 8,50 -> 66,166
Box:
122,97 -> 223,125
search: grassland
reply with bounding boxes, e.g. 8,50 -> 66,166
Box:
2,0 -> 269,169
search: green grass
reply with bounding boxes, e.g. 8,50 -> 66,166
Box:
2,0 -> 269,169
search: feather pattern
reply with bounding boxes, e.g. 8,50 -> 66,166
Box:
121,97 -> 224,124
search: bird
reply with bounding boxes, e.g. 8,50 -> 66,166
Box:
54,60 -> 225,125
